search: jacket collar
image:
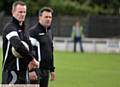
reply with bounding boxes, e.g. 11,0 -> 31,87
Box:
37,23 -> 50,33
12,17 -> 25,30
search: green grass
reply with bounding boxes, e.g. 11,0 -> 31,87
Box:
0,50 -> 120,87
49,51 -> 120,87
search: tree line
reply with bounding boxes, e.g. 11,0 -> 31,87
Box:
0,0 -> 120,16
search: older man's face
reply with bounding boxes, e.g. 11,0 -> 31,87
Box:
12,4 -> 27,22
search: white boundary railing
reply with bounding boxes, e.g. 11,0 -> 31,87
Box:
54,37 -> 120,53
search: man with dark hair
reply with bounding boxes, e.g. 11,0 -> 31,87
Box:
38,7 -> 53,16
2,1 -> 39,84
29,7 -> 56,87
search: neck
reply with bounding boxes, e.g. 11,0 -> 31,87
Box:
39,22 -> 48,32
45,27 -> 48,32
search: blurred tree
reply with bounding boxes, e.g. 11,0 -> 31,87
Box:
0,0 -> 16,15
91,0 -> 120,15
0,0 -> 120,16
25,0 -> 50,16
0,0 -> 50,16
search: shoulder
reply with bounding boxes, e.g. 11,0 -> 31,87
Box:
29,24 -> 40,38
4,22 -> 16,29
3,22 -> 17,35
29,24 -> 38,33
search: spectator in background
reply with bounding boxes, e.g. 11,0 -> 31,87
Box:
71,20 -> 84,53
29,7 -> 56,87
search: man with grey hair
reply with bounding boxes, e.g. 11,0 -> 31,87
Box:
2,1 -> 39,84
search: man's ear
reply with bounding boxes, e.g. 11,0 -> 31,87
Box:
39,16 -> 41,20
38,16 -> 41,22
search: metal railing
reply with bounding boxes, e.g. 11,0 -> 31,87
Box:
54,37 -> 120,53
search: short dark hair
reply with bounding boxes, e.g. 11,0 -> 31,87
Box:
12,1 -> 26,11
39,7 -> 53,16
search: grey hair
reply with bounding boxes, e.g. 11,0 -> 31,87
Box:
12,1 -> 26,11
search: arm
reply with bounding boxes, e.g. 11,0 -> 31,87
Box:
6,24 -> 39,69
50,50 -> 56,81
5,25 -> 33,61
50,39 -> 56,81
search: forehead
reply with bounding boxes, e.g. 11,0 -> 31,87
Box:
15,4 -> 26,11
41,11 -> 52,17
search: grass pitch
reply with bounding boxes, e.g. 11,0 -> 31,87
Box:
0,50 -> 120,87
49,51 -> 120,87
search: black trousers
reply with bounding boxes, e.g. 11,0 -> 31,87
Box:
30,69 -> 49,87
73,37 -> 84,52
2,69 -> 29,84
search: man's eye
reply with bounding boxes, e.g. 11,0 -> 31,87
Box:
45,16 -> 52,18
19,11 -> 26,13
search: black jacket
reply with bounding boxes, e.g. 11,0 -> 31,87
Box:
29,23 -> 55,72
2,17 -> 33,71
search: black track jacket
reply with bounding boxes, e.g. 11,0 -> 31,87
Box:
29,23 -> 55,72
2,17 -> 33,71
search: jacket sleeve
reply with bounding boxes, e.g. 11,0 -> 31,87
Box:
6,24 -> 33,61
29,29 -> 42,63
50,32 -> 55,72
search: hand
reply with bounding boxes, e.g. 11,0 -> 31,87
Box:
50,72 -> 56,81
29,71 -> 38,80
28,58 -> 39,71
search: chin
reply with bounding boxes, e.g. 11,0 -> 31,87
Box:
47,24 -> 51,27
19,20 -> 24,22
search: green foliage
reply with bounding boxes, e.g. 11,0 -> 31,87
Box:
0,0 -> 120,16
50,0 -> 83,15
25,0 -> 50,16
49,0 -> 118,16
0,1 -> 4,11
